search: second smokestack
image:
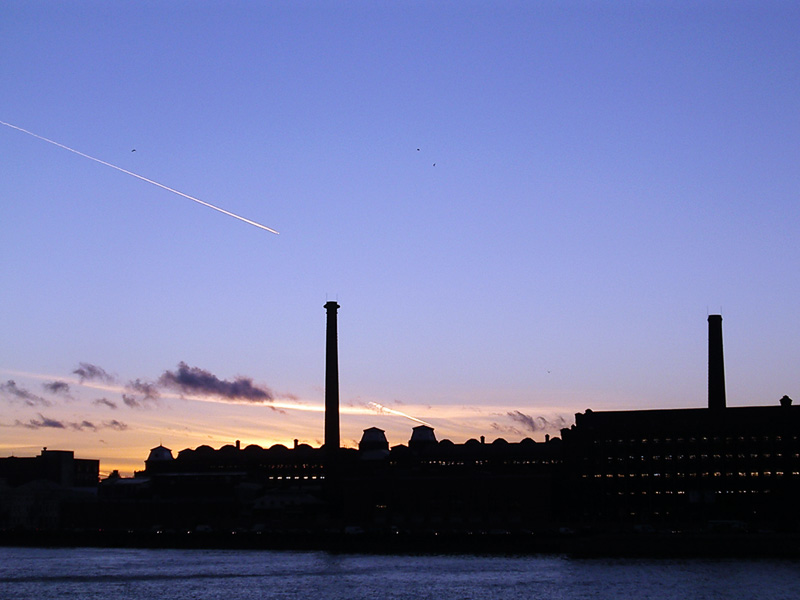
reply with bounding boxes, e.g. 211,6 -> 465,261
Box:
708,314 -> 726,410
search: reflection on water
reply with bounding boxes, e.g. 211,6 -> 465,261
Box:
1,547 -> 798,600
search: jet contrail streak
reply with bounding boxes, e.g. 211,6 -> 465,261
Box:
1,120 -> 279,234
368,401 -> 432,426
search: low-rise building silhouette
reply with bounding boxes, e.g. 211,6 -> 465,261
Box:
0,448 -> 99,530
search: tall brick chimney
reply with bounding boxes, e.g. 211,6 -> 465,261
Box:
324,301 -> 340,453
708,314 -> 726,410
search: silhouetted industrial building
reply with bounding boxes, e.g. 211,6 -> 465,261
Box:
95,428 -> 561,535
560,315 -> 799,530
560,399 -> 800,528
3,310 -> 798,541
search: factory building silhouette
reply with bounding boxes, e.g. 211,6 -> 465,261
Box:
2,307 -> 799,545
562,315 -> 800,528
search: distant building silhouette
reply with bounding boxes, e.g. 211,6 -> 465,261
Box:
0,448 -> 98,488
0,448 -> 98,530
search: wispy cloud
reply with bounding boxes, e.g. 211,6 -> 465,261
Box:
1,380 -> 52,407
93,398 -> 118,410
15,413 -> 66,429
122,394 -> 146,409
73,362 -> 115,384
126,379 -> 160,401
14,413 -> 129,432
504,411 -> 568,434
490,422 -> 525,437
43,380 -> 71,395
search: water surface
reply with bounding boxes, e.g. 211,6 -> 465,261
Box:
1,547 -> 797,600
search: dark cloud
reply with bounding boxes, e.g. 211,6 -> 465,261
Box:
1,380 -> 52,407
15,414 -> 126,432
93,398 -> 118,410
159,362 -> 273,402
16,414 -> 65,429
506,411 -> 568,434
43,380 -> 70,395
73,362 -> 115,383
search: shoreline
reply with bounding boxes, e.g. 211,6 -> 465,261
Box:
3,530 -> 799,558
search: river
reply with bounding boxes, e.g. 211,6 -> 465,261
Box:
1,546 -> 798,600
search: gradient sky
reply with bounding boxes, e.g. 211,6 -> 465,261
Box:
2,1 -> 799,476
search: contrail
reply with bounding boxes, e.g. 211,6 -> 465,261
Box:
368,401 -> 432,426
1,120 -> 279,234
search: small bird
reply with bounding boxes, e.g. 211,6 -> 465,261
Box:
131,149 -> 136,152
433,163 -> 436,166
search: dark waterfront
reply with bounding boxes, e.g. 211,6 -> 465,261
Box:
1,547 -> 798,600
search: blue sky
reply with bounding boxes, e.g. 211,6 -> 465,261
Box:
2,1 -> 799,475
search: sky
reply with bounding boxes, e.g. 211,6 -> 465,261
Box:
2,1 -> 799,476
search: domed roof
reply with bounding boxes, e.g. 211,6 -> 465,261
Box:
359,427 -> 389,454
360,427 -> 388,444
146,445 -> 174,462
194,445 -> 215,455
409,425 -> 437,444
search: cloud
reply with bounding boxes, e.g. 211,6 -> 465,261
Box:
15,413 -> 65,429
73,362 -> 115,383
122,394 -> 143,409
159,362 -> 273,402
1,380 -> 52,407
506,411 -> 568,434
93,398 -> 118,410
43,380 -> 70,395
14,414 -> 128,432
115,379 -> 160,410
490,422 -> 525,436
126,379 -> 160,401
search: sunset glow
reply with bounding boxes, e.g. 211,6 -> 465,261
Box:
2,3 -> 798,479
